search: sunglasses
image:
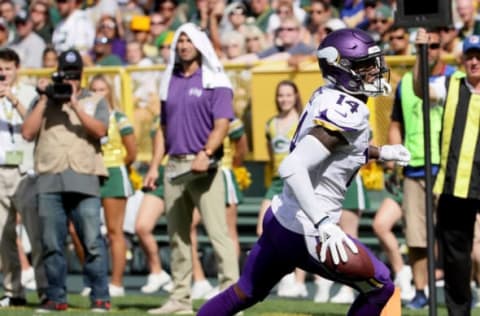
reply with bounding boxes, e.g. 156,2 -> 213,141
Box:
428,43 -> 441,49
389,35 -> 405,41
279,27 -> 298,32
159,45 -> 171,49
57,0 -> 69,4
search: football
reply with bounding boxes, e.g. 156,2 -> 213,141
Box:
317,242 -> 375,279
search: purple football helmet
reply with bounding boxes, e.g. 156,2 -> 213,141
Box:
317,28 -> 391,97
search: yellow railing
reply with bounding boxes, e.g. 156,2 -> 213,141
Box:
18,54 -> 458,163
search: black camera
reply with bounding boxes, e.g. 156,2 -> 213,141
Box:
45,71 -> 80,102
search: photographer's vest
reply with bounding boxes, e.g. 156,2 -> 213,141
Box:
34,93 -> 107,177
400,72 -> 443,167
434,75 -> 480,199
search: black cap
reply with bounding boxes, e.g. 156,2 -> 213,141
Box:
58,49 -> 83,75
14,11 -> 29,24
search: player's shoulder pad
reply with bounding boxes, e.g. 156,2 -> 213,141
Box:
311,88 -> 368,132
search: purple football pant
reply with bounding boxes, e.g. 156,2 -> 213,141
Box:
198,208 -> 394,316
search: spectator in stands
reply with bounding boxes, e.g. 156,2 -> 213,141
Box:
413,28 -> 480,316
97,15 -> 126,63
156,0 -> 183,31
135,116 -> 174,295
84,0 -> 119,28
0,0 -> 16,43
10,12 -> 46,68
384,25 -> 414,56
266,0 -> 306,44
51,0 -> 95,55
29,1 -> 53,44
340,0 -> 367,29
22,49 -> 110,312
247,0 -> 274,33
287,17 -> 346,69
149,12 -> 166,50
438,24 -> 461,57
190,117 -> 249,300
0,48 -> 46,308
144,23 -> 238,314
394,27 -> 457,310
130,15 -> 158,59
233,17 -> 314,64
90,74 -> 137,297
303,0 -> 333,47
455,0 -> 475,40
220,2 -> 248,36
243,24 -> 266,54
41,45 -> 57,68
117,0 -> 143,41
220,30 -> 245,61
88,35 -> 123,66
0,19 -> 9,48
367,4 -> 393,48
154,30 -> 173,64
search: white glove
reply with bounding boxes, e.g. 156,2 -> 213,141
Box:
379,144 -> 411,166
317,223 -> 358,265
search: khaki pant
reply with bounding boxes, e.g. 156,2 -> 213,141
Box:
0,167 -> 25,298
402,177 -> 437,248
164,158 -> 239,304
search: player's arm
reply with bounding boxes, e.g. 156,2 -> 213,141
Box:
279,125 -> 346,225
279,126 -> 358,264
413,27 -> 443,103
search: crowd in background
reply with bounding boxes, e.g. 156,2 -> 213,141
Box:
1,0 -> 480,313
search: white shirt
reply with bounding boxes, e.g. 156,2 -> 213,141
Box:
0,82 -> 37,172
11,32 -> 46,68
271,86 -> 370,236
52,9 -> 95,54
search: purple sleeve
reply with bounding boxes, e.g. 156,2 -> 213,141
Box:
211,87 -> 234,121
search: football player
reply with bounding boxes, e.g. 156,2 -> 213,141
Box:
197,28 -> 411,316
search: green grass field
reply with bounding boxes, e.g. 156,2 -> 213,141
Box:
2,293 -> 480,315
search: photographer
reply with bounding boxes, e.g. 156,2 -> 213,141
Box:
22,49 -> 110,312
0,48 -> 47,308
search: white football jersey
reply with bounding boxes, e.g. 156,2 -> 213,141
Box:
271,86 -> 370,236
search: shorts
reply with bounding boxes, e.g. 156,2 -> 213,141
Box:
342,174 -> 370,212
222,167 -> 243,205
146,166 -> 165,199
101,166 -> 133,198
264,177 -> 284,200
402,177 -> 436,248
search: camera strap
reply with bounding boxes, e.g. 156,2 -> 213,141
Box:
1,98 -> 16,144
